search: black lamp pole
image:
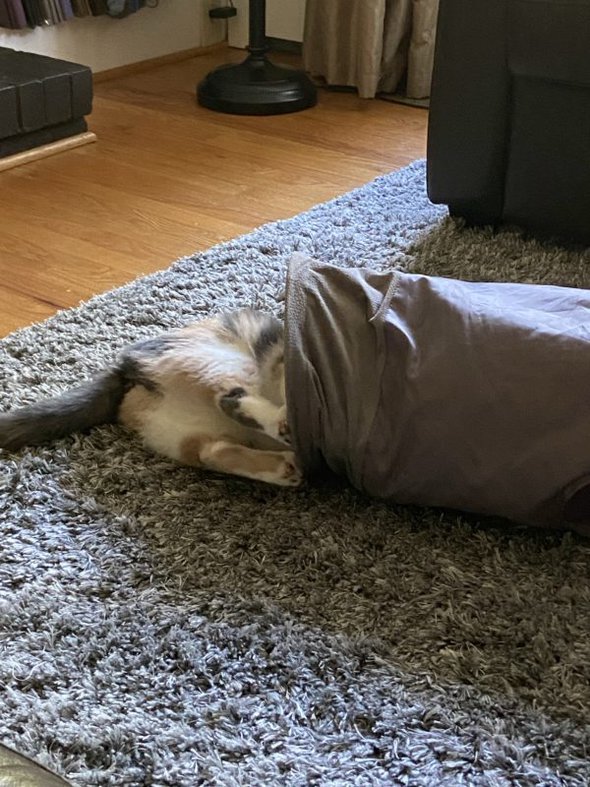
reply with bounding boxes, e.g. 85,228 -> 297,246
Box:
248,0 -> 267,57
197,0 -> 317,115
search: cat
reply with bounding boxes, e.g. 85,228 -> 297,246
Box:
0,309 -> 302,487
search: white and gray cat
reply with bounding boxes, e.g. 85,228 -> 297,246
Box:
0,309 -> 302,487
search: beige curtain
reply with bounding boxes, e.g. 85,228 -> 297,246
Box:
303,0 -> 439,100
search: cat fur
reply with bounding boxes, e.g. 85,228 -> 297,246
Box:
0,309 -> 301,487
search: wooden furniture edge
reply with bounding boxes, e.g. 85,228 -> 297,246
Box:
0,131 -> 97,172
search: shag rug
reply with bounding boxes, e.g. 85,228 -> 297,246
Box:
1,160 -> 590,787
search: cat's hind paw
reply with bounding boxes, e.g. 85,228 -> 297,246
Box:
277,452 -> 303,487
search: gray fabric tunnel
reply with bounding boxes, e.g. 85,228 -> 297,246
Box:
284,253 -> 590,536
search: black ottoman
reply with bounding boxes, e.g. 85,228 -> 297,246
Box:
0,47 -> 93,159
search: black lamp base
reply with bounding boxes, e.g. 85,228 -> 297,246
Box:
197,54 -> 317,116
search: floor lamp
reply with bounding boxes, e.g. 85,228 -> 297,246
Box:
197,0 -> 317,115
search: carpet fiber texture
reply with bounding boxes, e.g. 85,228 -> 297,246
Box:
1,160 -> 590,787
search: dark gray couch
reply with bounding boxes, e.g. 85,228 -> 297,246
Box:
426,0 -> 590,247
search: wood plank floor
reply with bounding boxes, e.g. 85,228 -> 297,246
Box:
0,46 -> 428,337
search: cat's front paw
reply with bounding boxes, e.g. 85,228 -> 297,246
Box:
277,405 -> 291,445
218,388 -> 262,430
219,387 -> 246,410
278,420 -> 291,444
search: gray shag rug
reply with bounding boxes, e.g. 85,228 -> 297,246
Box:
1,160 -> 590,787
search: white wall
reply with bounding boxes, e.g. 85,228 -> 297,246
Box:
0,0 -> 226,72
228,0 -> 306,49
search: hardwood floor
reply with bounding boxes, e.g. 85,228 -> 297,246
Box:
0,46 -> 427,337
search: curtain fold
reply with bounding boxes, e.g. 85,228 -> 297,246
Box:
303,0 -> 439,100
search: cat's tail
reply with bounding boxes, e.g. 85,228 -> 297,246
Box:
0,368 -> 126,452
